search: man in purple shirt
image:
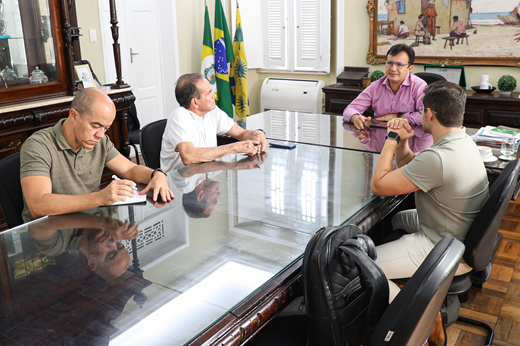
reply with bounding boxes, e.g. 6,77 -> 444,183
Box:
344,44 -> 427,130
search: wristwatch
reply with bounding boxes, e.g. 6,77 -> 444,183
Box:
397,112 -> 404,118
386,131 -> 401,144
151,168 -> 166,179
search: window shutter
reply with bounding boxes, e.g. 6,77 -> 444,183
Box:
262,0 -> 287,69
295,0 -> 330,72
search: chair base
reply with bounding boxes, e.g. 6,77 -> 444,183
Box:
445,296 -> 494,346
457,316 -> 494,346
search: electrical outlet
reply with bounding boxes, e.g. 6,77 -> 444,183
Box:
89,29 -> 97,42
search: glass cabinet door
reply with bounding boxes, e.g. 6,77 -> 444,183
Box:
0,0 -> 67,98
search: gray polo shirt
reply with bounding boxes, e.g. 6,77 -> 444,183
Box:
20,119 -> 120,222
401,128 -> 489,244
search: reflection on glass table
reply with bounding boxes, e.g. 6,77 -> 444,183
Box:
0,143 -> 381,345
245,110 -> 433,153
342,121 -> 433,153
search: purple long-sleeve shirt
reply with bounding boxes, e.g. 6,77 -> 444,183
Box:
343,74 -> 427,126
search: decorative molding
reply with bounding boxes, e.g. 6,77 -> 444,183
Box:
111,92 -> 136,109
366,0 -> 375,20
366,52 -> 385,65
0,138 -> 23,151
0,115 -> 33,129
214,276 -> 302,346
428,59 -> 463,66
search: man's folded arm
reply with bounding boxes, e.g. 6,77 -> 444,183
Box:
21,175 -> 106,219
226,124 -> 267,151
176,141 -> 241,166
370,140 -> 420,196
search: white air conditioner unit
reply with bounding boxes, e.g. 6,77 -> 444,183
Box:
260,78 -> 325,114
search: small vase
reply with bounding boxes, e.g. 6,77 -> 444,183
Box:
500,90 -> 512,97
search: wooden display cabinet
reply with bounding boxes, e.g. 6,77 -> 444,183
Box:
0,0 -> 73,103
0,0 -> 134,230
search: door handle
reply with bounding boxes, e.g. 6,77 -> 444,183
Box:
130,48 -> 139,63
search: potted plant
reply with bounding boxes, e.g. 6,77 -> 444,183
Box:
497,75 -> 517,97
370,70 -> 385,83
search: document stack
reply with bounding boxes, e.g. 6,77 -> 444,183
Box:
471,125 -> 520,148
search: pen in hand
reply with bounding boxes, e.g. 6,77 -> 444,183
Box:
112,175 -> 138,191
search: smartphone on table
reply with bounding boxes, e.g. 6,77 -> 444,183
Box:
269,140 -> 297,149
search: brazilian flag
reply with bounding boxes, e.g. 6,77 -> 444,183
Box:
214,0 -> 234,118
230,4 -> 250,119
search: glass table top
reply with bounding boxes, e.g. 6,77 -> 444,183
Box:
0,142 -> 380,346
245,111 -> 512,170
245,110 -> 434,153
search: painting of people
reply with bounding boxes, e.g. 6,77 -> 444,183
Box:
368,0 -> 520,66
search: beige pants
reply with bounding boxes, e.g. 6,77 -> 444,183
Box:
375,209 -> 472,302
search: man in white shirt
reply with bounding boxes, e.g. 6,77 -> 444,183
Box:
160,73 -> 267,172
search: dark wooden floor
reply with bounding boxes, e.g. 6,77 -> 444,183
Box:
449,200 -> 520,346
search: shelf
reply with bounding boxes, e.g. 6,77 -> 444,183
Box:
0,36 -> 53,40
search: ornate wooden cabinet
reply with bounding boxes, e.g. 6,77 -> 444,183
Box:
0,0 -> 134,230
323,84 -> 520,128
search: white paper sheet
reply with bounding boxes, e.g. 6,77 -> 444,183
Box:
112,192 -> 147,206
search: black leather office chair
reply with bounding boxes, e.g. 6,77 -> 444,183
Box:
247,237 -> 464,346
140,119 -> 167,169
370,237 -> 464,346
126,99 -> 141,165
443,159 -> 520,345
414,72 -> 447,85
0,153 -> 24,228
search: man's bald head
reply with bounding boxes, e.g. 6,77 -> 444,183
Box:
70,88 -> 114,118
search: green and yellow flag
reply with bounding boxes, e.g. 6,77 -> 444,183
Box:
230,4 -> 249,119
201,5 -> 217,94
214,0 -> 234,118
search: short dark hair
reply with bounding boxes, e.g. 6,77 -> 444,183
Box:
182,190 -> 210,218
386,44 -> 415,65
418,14 -> 424,19
423,81 -> 466,127
175,73 -> 204,109
453,15 -> 459,21
400,20 -> 405,24
70,88 -> 100,117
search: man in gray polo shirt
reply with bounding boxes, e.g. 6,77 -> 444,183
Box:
20,88 -> 174,223
370,81 -> 489,346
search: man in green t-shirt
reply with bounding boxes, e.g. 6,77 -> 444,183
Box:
20,88 -> 174,222
370,81 -> 489,346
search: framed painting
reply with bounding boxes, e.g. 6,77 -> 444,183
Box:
367,0 -> 520,66
74,64 -> 96,88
